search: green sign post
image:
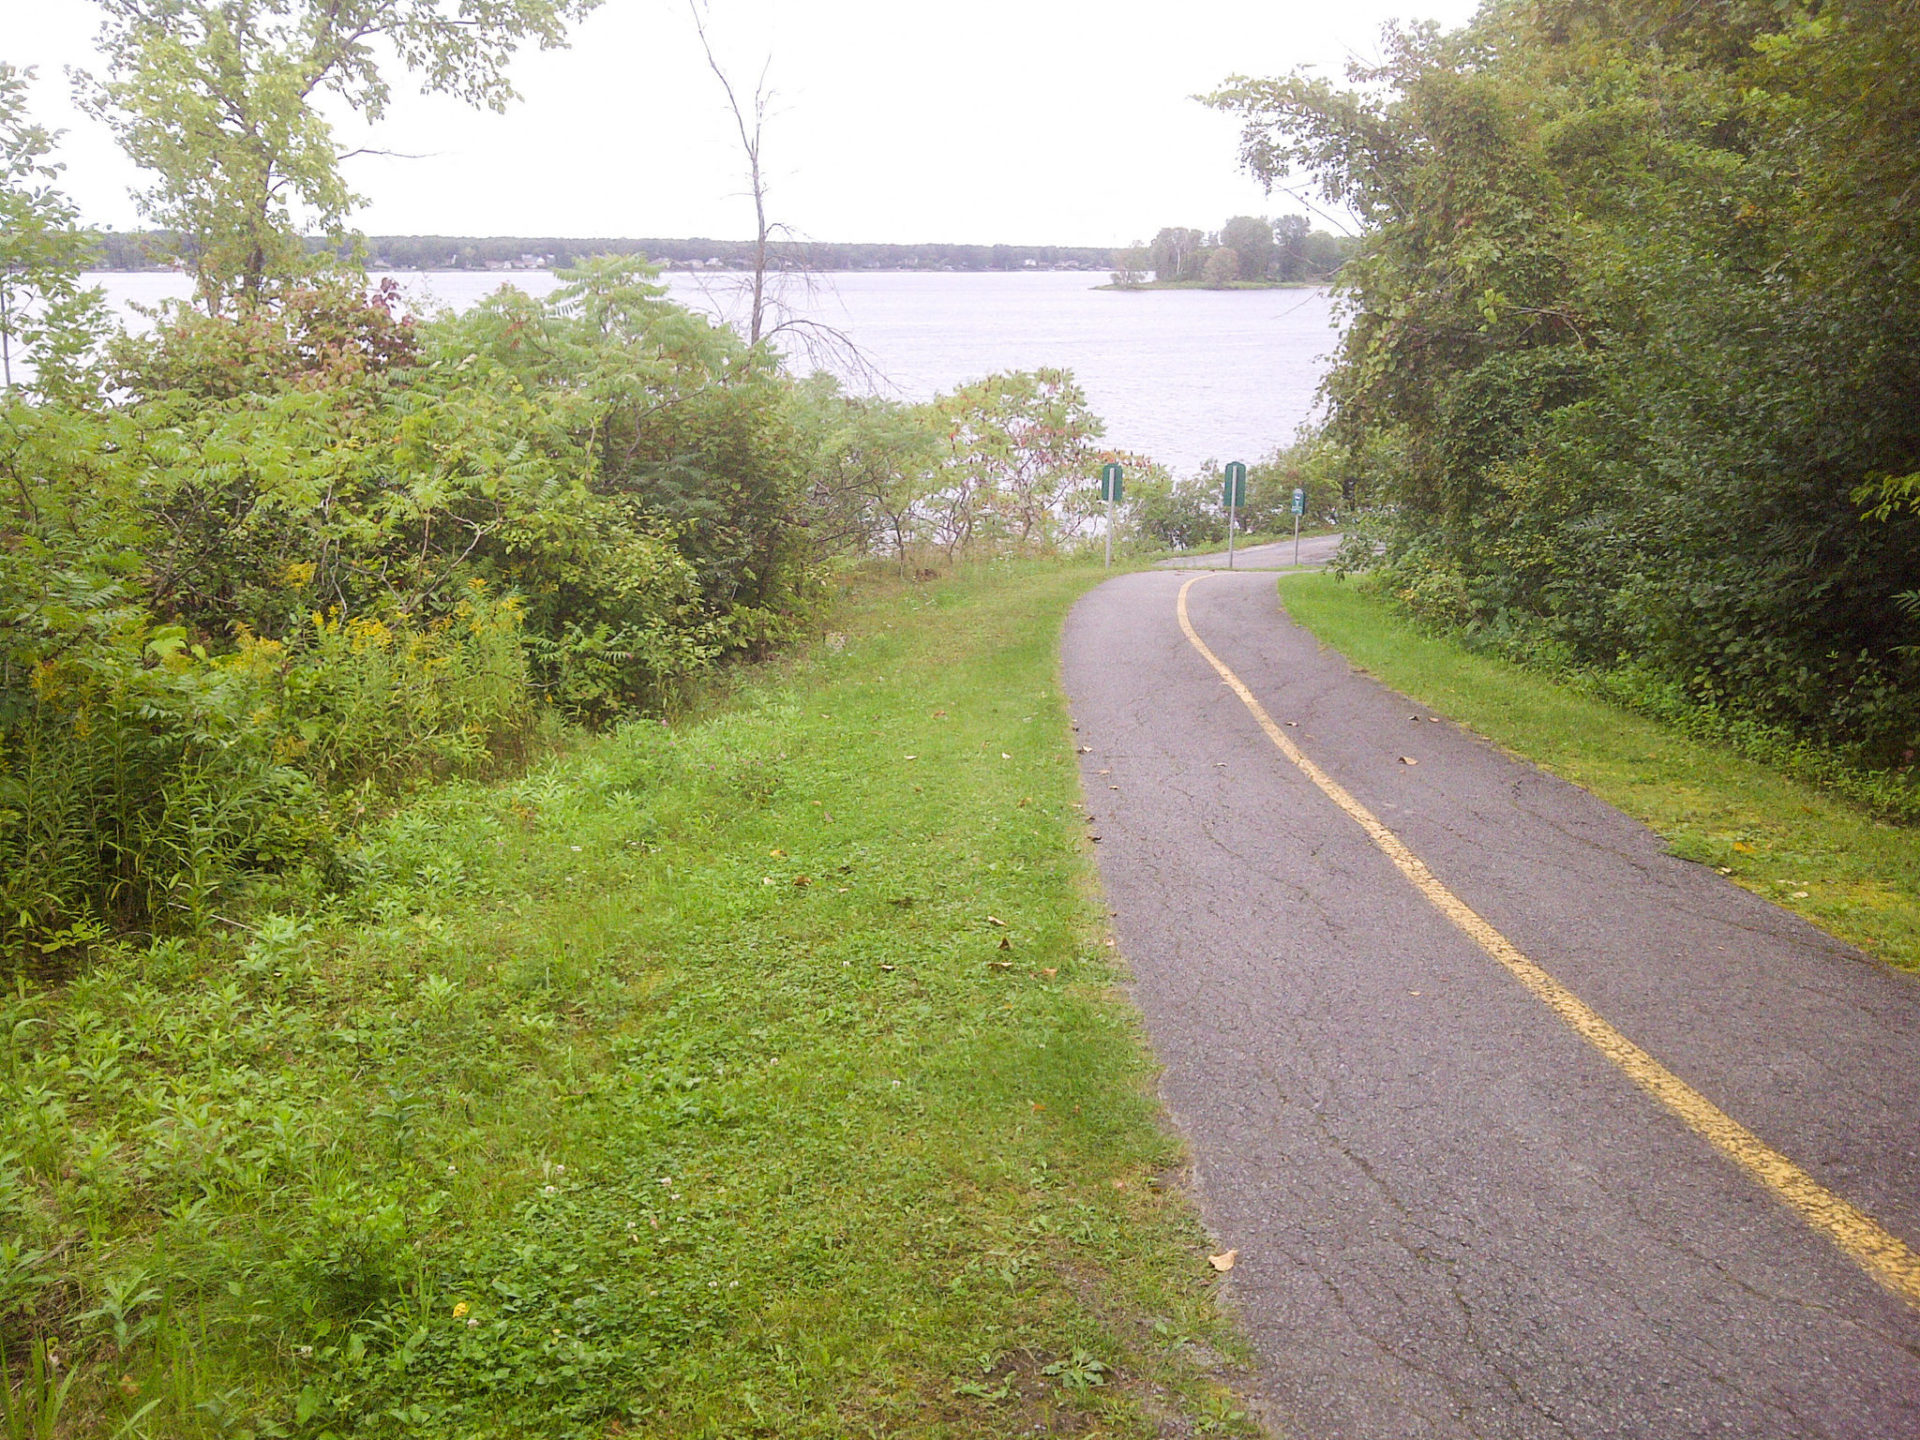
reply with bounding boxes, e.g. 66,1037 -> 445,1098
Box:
1222,462 -> 1247,569
1291,486 -> 1305,566
1100,463 -> 1124,568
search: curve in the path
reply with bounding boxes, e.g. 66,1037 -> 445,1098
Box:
1156,532 -> 1345,571
1062,568 -> 1920,1440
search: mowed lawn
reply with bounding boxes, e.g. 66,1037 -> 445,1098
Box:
6,560 -> 1256,1438
1281,573 -> 1920,973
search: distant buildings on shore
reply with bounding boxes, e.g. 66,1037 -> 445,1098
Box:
84,232 -> 1116,274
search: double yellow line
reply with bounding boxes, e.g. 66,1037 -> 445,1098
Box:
1176,573 -> 1920,1310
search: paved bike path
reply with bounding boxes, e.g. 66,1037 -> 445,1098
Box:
1061,569 -> 1920,1439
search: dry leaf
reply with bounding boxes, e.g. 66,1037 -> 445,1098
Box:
1209,1250 -> 1238,1273
761,877 -> 774,886
769,848 -> 787,857
1016,796 -> 1031,808
1041,967 -> 1058,978
998,937 -> 1012,950
904,754 -> 918,761
1001,752 -> 1012,759
793,875 -> 811,887
879,963 -> 895,972
932,709 -> 947,717
988,960 -> 1013,971
1733,841 -> 1756,853
1399,756 -> 1419,766
987,915 -> 1007,926
1077,745 -> 1092,754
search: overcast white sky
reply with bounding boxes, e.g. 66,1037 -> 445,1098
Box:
11,0 -> 1484,246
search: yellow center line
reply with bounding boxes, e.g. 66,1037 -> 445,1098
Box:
1175,572 -> 1920,1310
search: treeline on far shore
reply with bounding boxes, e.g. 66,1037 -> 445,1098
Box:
81,230 -> 1118,273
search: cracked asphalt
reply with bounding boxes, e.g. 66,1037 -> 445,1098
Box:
1060,568 -> 1920,1439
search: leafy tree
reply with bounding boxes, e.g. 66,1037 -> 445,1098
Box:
1219,215 -> 1273,280
1148,227 -> 1206,283
938,369 -> 1104,553
77,0 -> 600,310
1109,244 -> 1150,288
0,67 -> 106,399
1200,247 -> 1240,286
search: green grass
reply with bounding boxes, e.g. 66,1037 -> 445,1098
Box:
1281,573 -> 1920,972
1,558 -> 1255,1438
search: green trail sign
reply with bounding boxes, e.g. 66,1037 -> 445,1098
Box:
1291,488 -> 1306,516
1222,461 -> 1247,510
1099,463 -> 1123,569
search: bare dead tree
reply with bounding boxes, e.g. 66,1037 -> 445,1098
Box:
685,1 -> 882,385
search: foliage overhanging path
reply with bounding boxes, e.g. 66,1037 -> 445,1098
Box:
1060,567 -> 1920,1439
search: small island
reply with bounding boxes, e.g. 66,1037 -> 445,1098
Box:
1101,216 -> 1354,289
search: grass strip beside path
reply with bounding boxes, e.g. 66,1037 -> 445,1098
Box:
9,559 -> 1255,1438
1280,573 -> 1920,973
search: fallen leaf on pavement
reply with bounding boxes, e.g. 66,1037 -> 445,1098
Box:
1209,1250 -> 1237,1273
1399,756 -> 1419,766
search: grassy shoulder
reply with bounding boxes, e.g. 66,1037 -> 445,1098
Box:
5,558 -> 1255,1438
1281,573 -> 1920,973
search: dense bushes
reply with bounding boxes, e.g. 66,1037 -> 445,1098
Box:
1,260 -> 836,945
1214,0 -> 1920,771
2,239 -> 1134,947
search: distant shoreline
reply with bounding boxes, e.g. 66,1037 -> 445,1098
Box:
79,265 -> 1117,278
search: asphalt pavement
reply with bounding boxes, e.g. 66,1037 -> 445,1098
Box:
1156,532 -> 1345,570
1060,568 -> 1920,1439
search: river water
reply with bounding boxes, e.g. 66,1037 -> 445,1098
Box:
86,270 -> 1340,475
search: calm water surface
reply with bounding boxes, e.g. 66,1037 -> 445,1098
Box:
89,270 -> 1339,474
